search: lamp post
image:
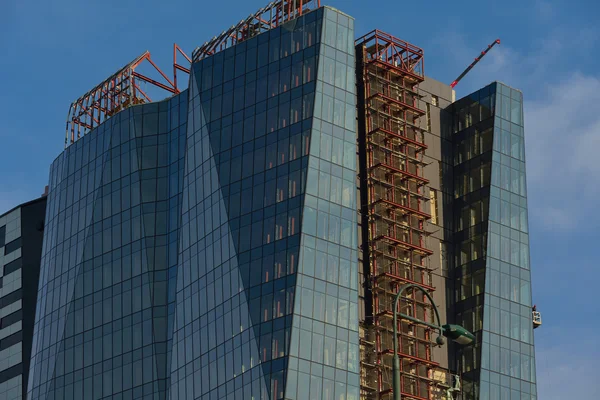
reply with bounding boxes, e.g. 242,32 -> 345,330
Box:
392,284 -> 475,400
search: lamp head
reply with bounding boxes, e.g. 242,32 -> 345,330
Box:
442,324 -> 476,345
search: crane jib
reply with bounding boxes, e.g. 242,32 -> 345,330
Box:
450,39 -> 501,88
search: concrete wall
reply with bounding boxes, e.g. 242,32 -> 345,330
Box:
417,76 -> 455,371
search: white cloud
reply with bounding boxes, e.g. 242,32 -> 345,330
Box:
533,0 -> 556,21
454,38 -> 560,96
535,332 -> 600,399
531,206 -> 576,231
439,29 -> 600,232
437,18 -> 600,398
536,352 -> 599,399
525,73 -> 600,230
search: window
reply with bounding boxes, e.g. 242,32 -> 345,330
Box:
426,103 -> 432,132
3,257 -> 22,275
431,95 -> 438,107
4,237 -> 21,255
440,242 -> 449,275
429,189 -> 439,224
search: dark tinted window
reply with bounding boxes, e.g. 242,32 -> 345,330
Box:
0,330 -> 22,351
3,258 -> 22,275
4,237 -> 20,255
0,309 -> 22,329
0,363 -> 21,385
0,289 -> 21,308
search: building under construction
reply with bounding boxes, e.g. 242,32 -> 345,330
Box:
354,29 -> 538,400
23,1 -> 539,400
355,30 -> 456,399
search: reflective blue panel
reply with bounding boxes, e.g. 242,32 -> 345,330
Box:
452,82 -> 536,399
29,6 -> 359,400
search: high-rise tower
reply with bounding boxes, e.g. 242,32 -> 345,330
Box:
27,2 -> 538,399
448,82 -> 536,399
28,3 -> 362,399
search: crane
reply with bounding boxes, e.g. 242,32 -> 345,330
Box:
450,39 -> 501,88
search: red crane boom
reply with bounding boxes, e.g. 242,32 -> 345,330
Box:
450,39 -> 501,88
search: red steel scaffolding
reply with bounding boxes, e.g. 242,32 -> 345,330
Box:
356,30 -> 453,400
65,44 -> 191,147
66,0 -> 322,147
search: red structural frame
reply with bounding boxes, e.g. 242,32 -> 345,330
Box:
66,0 -> 323,146
65,44 -> 191,147
192,0 -> 321,62
450,38 -> 501,88
356,29 -> 425,80
357,30 -> 453,399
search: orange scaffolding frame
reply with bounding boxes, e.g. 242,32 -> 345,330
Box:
356,30 -> 453,400
65,44 -> 191,147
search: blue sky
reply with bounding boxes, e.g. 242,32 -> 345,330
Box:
1,0 -> 598,397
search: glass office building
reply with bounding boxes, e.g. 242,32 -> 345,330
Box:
27,88 -> 190,400
451,82 -> 536,399
27,6 -> 359,400
26,1 -> 539,399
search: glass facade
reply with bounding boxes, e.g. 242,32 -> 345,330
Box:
451,82 -> 536,400
27,90 -> 189,399
178,7 -> 358,400
27,2 -> 539,398
28,6 -> 358,400
287,7 -> 359,400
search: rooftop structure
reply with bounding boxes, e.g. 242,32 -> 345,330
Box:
193,0 -> 321,62
65,44 -> 191,147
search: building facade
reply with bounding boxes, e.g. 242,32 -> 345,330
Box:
355,32 -> 458,399
28,5 -> 361,400
0,196 -> 47,399
176,6 -> 360,400
26,2 -> 537,400
449,82 -> 536,400
27,88 -> 189,400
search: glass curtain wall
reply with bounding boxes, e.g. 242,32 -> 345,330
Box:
451,82 -> 536,400
173,6 -> 359,400
28,90 -> 189,400
171,8 -> 324,399
286,7 -> 360,400
29,5 -> 360,400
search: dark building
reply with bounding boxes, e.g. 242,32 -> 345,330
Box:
449,82 -> 536,399
0,196 -> 46,400
26,1 -> 538,399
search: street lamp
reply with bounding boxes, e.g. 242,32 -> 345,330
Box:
392,283 -> 475,400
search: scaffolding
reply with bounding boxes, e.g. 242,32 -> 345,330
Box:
65,44 -> 191,147
356,30 -> 454,400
